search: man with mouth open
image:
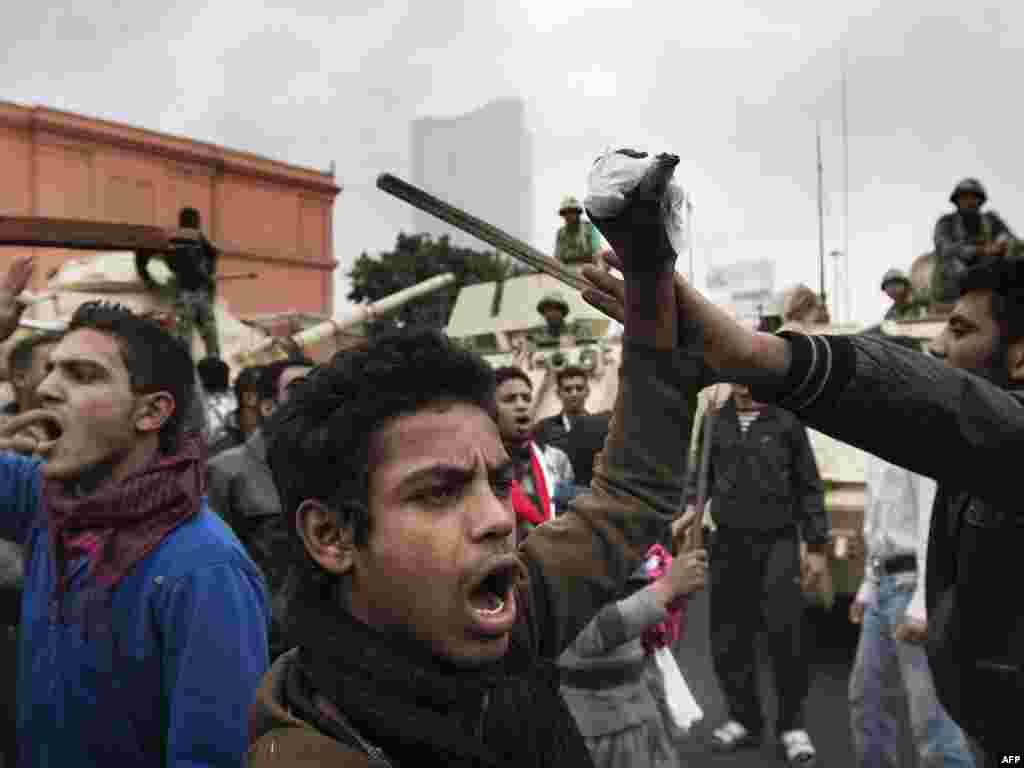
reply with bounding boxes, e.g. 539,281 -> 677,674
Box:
246,168 -> 708,765
0,256 -> 270,767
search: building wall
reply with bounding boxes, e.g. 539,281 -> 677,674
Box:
410,98 -> 532,252
0,101 -> 340,319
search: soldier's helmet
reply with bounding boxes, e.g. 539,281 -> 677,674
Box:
558,196 -> 583,215
537,291 -> 570,318
950,178 -> 987,206
881,268 -> 911,290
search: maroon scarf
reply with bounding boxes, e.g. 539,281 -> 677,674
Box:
42,433 -> 206,623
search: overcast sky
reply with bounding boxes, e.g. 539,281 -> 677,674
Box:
4,0 -> 1023,323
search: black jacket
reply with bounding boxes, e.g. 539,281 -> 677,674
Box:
758,330 -> 1024,754
687,400 -> 829,547
534,411 -> 612,488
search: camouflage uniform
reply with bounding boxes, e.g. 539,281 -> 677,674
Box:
881,268 -> 926,322
931,179 -> 1016,303
135,208 -> 222,358
554,196 -> 600,267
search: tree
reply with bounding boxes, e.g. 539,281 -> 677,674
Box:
347,233 -> 512,336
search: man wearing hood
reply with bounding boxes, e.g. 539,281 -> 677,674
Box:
246,182 -> 705,766
931,178 -> 1015,304
0,256 -> 270,767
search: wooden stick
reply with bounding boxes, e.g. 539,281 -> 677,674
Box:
0,217 -> 171,252
376,174 -> 591,292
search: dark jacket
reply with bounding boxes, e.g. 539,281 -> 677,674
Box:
757,330 -> 1024,754
207,430 -> 290,655
535,411 -> 612,488
687,400 -> 829,547
246,340 -> 705,766
931,210 -> 1014,302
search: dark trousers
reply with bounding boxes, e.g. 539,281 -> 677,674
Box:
710,525 -> 810,736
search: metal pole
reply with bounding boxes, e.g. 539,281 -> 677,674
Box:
841,49 -> 850,324
816,122 -> 826,306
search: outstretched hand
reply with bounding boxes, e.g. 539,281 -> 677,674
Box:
0,255 -> 36,341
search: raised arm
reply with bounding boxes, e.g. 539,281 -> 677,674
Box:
518,154 -> 708,658
581,256 -> 1024,505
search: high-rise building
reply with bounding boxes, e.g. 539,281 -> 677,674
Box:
410,98 -> 532,253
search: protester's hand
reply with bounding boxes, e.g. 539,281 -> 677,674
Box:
654,548 -> 708,604
0,255 -> 35,342
849,598 -> 866,625
671,505 -> 699,553
0,409 -> 60,458
893,618 -> 927,645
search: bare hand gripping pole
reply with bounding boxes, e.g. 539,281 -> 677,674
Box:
376,173 -> 592,292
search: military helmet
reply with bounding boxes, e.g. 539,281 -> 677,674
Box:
558,196 -> 583,215
537,291 -> 570,317
880,268 -> 911,290
950,178 -> 987,206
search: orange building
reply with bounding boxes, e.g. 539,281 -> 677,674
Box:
0,101 -> 340,322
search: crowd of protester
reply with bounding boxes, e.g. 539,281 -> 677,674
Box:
0,175 -> 1016,768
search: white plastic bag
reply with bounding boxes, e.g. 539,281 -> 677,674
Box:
652,645 -> 703,732
583,149 -> 689,260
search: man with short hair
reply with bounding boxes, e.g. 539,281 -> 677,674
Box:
246,186 -> 707,767
931,178 -> 1016,303
580,248 -> 1024,767
0,255 -> 269,767
689,382 -> 828,765
207,355 -> 315,660
196,356 -> 237,450
209,365 -> 264,456
493,365 -> 574,534
535,365 -> 611,490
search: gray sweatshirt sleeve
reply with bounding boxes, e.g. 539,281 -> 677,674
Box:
571,587 -> 669,658
751,331 -> 1024,505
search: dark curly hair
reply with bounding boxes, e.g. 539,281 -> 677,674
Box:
493,365 -> 531,391
68,301 -> 195,454
266,327 -> 497,602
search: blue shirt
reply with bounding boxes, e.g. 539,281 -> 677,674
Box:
0,452 -> 270,767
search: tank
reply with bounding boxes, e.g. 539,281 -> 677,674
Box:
447,270 -> 952,605
7,250 -> 457,381
446,271 -> 622,422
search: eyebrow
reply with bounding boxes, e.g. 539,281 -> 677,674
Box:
47,356 -> 110,372
397,460 -> 515,490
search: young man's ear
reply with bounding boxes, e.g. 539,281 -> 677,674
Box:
259,399 -> 276,420
295,499 -> 356,576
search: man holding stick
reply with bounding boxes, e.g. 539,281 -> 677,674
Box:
581,249 -> 1024,767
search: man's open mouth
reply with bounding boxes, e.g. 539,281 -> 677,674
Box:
466,555 -> 525,619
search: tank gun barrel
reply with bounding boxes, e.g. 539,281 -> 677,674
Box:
376,174 -> 591,292
231,272 -> 457,368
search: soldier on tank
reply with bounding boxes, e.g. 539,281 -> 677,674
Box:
881,268 -> 926,322
135,207 -> 221,358
534,291 -> 577,351
931,178 -> 1017,303
555,196 -> 607,271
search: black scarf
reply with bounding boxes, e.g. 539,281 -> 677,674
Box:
285,582 -> 593,768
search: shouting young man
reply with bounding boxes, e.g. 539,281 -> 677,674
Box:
0,256 -> 270,767
582,248 -> 1024,767
246,152 -> 709,767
